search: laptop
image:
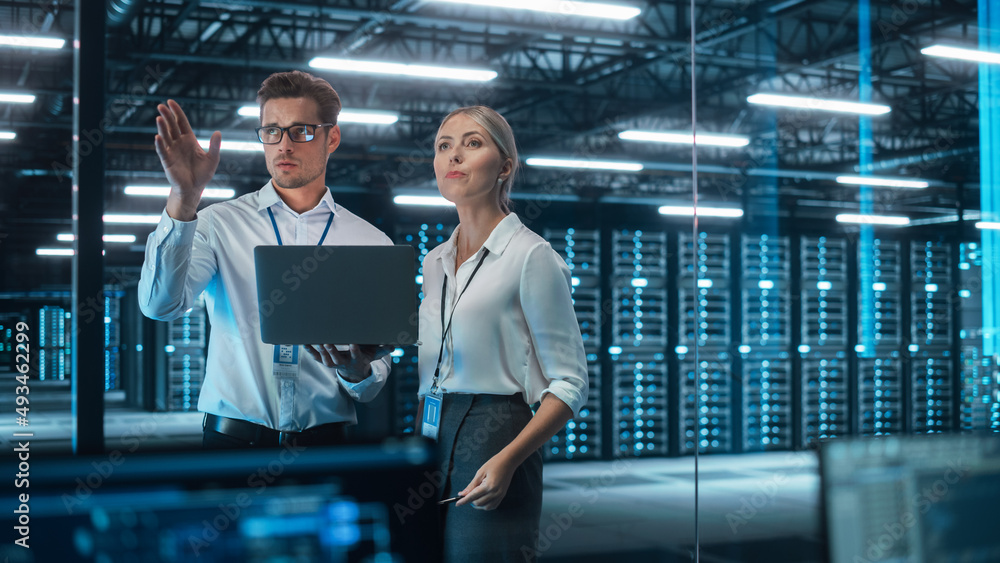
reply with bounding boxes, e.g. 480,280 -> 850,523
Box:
820,433 -> 1000,563
254,245 -> 417,346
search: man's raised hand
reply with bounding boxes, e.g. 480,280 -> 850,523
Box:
154,99 -> 222,221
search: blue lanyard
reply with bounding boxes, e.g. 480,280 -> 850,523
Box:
267,207 -> 334,246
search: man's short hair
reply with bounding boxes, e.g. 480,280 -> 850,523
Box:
256,70 -> 342,125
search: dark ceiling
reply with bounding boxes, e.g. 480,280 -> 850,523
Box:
0,0 -> 983,291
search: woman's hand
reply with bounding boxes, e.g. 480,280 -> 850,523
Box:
455,452 -> 518,510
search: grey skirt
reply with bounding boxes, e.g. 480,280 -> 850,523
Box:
436,393 -> 543,563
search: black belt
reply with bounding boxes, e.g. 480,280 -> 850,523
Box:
203,413 -> 346,446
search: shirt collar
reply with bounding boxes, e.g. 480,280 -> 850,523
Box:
482,213 -> 522,256
256,181 -> 339,216
438,213 -> 523,264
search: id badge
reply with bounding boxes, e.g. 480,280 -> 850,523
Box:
421,392 -> 442,441
272,344 -> 300,379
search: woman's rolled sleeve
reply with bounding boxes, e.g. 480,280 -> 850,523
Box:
540,378 -> 587,417
520,242 -> 590,417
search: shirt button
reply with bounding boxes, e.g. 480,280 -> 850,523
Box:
162,226 -> 169,233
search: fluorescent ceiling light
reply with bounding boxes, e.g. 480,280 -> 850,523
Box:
747,93 -> 890,115
339,110 -> 399,125
921,44 -> 1000,65
976,222 -> 1000,230
393,195 -> 455,207
37,248 -> 75,256
198,139 -> 263,152
309,57 -> 497,82
835,213 -> 910,226
104,234 -> 138,243
125,185 -> 235,199
0,35 -> 65,49
57,234 -> 138,243
238,106 -> 399,125
426,0 -> 641,20
658,205 -> 744,218
0,93 -> 36,104
835,175 -> 929,189
525,157 -> 643,172
0,131 -> 15,140
619,130 -> 749,147
103,214 -> 161,224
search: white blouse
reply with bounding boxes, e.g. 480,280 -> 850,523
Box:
417,213 -> 589,416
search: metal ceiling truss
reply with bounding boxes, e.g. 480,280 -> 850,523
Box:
0,0 -> 985,288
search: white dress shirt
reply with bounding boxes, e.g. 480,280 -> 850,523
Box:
138,182 -> 393,431
417,213 -> 589,416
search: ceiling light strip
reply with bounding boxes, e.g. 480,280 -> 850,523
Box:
525,157 -> 643,171
309,57 -> 497,82
619,130 -> 749,147
835,175 -> 929,189
0,35 -> 65,49
426,0 -> 641,20
921,45 -> 1000,65
835,213 -> 910,226
747,93 -> 890,115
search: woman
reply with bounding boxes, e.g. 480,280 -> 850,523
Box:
417,106 -> 589,562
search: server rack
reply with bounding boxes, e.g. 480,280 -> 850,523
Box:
164,294 -> 206,412
800,236 -> 850,446
678,232 -> 733,454
958,241 -> 1000,431
610,229 -> 668,457
39,305 -> 69,381
544,228 -> 602,460
740,234 -> 792,451
857,238 -> 904,435
104,290 -> 123,391
909,239 -> 954,432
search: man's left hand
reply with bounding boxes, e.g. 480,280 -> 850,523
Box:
304,344 -> 391,383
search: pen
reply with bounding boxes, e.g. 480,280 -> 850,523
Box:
437,495 -> 463,505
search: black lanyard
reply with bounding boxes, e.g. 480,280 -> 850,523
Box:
431,249 -> 490,393
267,207 -> 334,246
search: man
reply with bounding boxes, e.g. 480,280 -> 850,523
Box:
138,71 -> 391,448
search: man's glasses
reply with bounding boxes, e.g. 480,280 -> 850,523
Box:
255,123 -> 334,144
